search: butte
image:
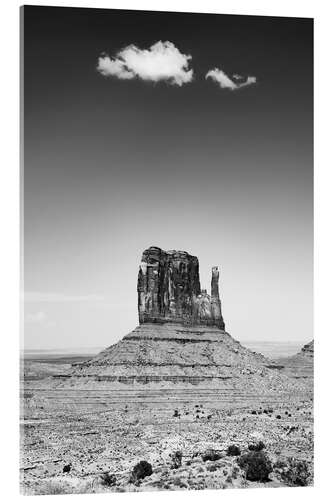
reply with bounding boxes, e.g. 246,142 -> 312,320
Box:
71,246 -> 309,393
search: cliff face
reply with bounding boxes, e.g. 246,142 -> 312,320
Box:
137,246 -> 225,329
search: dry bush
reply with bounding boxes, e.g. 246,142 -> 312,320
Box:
226,444 -> 241,456
130,460 -> 153,483
274,457 -> 310,486
248,440 -> 265,452
100,472 -> 117,487
238,451 -> 272,482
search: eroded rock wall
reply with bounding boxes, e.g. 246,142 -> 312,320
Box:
137,246 -> 225,329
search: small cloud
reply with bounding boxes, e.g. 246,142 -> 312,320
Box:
97,41 -> 193,86
206,68 -> 256,90
25,311 -> 47,324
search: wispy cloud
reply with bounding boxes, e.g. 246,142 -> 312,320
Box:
25,311 -> 47,324
97,41 -> 193,86
24,292 -> 106,303
206,68 -> 256,90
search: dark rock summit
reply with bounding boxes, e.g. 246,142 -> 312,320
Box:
138,246 -> 225,329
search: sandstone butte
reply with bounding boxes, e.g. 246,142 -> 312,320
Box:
72,246 -> 312,391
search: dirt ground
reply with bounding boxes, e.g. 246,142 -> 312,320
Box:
21,361 -> 313,495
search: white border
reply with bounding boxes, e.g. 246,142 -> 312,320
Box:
1,1 -> 332,499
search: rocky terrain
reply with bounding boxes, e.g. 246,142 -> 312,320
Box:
21,247 -> 313,494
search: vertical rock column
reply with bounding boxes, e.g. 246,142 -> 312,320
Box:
137,247 -> 166,323
137,247 -> 201,324
211,266 -> 225,330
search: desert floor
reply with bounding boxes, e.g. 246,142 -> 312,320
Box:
21,356 -> 313,495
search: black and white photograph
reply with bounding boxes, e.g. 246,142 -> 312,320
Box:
21,4 -> 314,495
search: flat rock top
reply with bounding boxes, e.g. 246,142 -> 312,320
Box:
145,246 -> 196,258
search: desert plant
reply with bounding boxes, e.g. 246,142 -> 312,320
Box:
226,445 -> 241,456
170,450 -> 182,469
274,458 -> 310,486
248,441 -> 265,452
130,460 -> 153,483
238,451 -> 272,482
201,449 -> 222,462
100,472 -> 117,487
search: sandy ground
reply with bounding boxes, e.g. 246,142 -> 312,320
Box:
20,359 -> 313,495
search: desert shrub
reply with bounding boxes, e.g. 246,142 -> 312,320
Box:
173,409 -> 180,417
248,441 -> 265,452
100,472 -> 117,487
202,449 -> 222,462
170,450 -> 182,469
130,460 -> 153,483
274,458 -> 310,486
227,445 -> 241,456
251,410 -> 257,415
238,451 -> 272,482
276,415 -> 281,419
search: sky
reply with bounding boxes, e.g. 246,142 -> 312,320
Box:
23,6 -> 313,350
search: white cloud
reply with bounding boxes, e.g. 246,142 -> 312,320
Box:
206,68 -> 257,90
97,41 -> 193,86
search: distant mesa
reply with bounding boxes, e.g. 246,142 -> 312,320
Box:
301,339 -> 314,358
275,340 -> 314,381
138,246 -> 225,329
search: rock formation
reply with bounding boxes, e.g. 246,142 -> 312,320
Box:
137,247 -> 225,329
71,246 -> 308,390
275,340 -> 314,381
301,340 -> 314,358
